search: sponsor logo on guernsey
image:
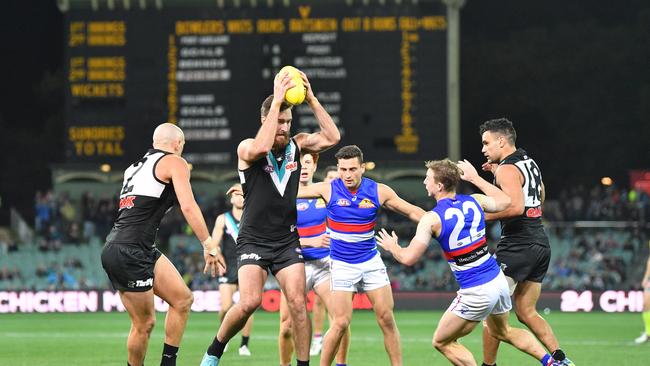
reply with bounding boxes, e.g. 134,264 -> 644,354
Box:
264,165 -> 274,173
358,198 -> 376,208
337,198 -> 351,207
315,198 -> 326,208
119,196 -> 136,209
240,253 -> 261,261
297,202 -> 309,211
285,161 -> 298,171
526,206 -> 543,218
128,278 -> 153,288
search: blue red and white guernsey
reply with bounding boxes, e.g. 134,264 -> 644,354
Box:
327,177 -> 380,264
297,197 -> 330,261
432,194 -> 500,289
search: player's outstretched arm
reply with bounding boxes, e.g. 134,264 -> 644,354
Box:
293,71 -> 341,153
376,213 -> 437,266
378,184 -> 426,223
162,155 -> 226,276
297,181 -> 331,201
458,159 -> 523,220
472,193 -> 511,214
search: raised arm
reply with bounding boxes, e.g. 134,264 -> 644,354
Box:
297,181 -> 332,202
378,183 -> 426,223
238,73 -> 295,164
293,71 -> 341,153
376,212 -> 439,266
457,159 -> 524,221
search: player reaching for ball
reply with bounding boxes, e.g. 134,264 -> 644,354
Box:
200,67 -> 340,366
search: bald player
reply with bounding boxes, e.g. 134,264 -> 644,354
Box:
101,123 -> 225,366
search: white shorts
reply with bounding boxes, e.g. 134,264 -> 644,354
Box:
330,252 -> 390,292
447,271 -> 512,322
305,256 -> 331,292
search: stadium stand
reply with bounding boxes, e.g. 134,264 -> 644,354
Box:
0,183 -> 647,292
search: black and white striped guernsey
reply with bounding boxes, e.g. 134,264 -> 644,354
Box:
106,149 -> 177,251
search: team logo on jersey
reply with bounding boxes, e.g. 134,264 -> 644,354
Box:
119,196 -> 136,210
315,198 -> 326,208
358,198 -> 376,208
336,198 -> 351,206
264,165 -> 275,173
285,161 -> 298,171
297,202 -> 310,211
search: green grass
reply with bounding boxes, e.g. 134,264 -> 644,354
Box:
0,310 -> 647,365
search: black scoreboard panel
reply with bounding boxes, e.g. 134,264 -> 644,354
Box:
64,2 -> 447,166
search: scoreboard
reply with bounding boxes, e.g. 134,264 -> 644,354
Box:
64,1 -> 447,166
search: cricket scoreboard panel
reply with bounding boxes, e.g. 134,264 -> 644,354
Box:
64,1 -> 447,166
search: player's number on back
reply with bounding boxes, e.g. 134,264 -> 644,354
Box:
444,201 -> 482,248
523,160 -> 542,206
121,157 -> 148,196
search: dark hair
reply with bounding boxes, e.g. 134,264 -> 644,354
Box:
425,159 -> 461,192
301,152 -> 319,166
335,145 -> 364,163
324,165 -> 338,174
260,94 -> 292,118
479,118 -> 517,145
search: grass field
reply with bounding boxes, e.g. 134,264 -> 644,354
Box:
0,310 -> 647,365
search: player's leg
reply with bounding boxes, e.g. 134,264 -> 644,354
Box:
636,289 -> 650,344
218,283 -> 236,322
513,281 -> 559,351
482,322 -> 501,365
366,285 -> 402,366
153,254 -> 194,365
238,282 -> 254,356
278,291 -> 295,366
432,310 -> 480,366
201,264 -> 268,365
482,272 -> 517,366
119,290 -> 156,366
310,294 -> 326,356
275,262 -> 311,364
313,277 -> 350,365
320,290 -> 354,366
485,312 -> 555,365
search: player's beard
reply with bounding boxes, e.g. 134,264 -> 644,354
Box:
273,132 -> 290,150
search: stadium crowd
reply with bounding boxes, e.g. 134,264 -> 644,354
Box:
0,182 -> 647,292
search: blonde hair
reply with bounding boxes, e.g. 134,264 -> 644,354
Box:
424,159 -> 461,192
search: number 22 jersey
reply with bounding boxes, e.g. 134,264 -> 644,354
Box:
432,194 -> 500,289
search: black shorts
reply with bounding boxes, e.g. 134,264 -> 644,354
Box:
218,265 -> 238,285
101,242 -> 162,292
237,237 -> 303,276
494,243 -> 550,283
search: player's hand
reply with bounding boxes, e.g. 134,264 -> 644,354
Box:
482,161 -> 498,175
457,159 -> 479,183
298,70 -> 316,104
273,71 -> 295,104
226,185 -> 243,196
642,277 -> 649,289
315,234 -> 330,248
375,228 -> 399,253
202,238 -> 226,277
